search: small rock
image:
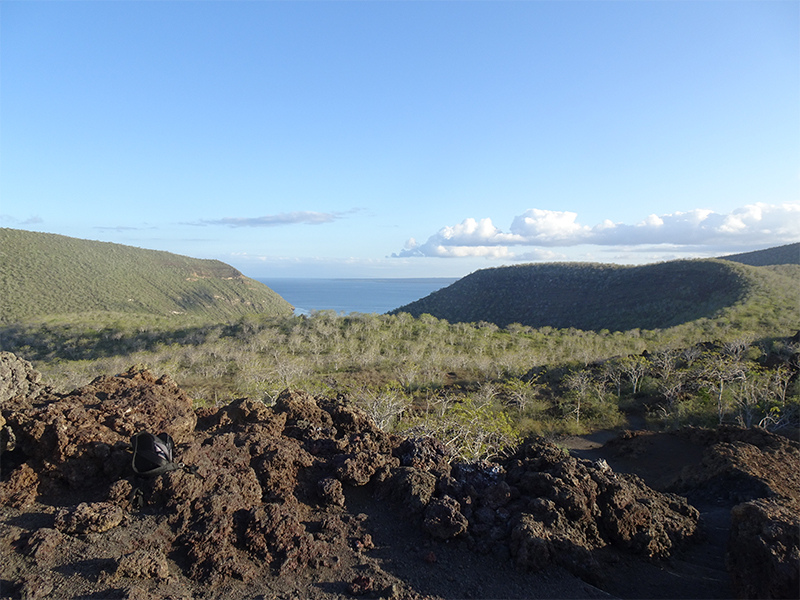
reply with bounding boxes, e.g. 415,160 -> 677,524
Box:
121,584 -> 156,600
349,574 -> 373,596
24,528 -> 63,564
317,477 -> 345,507
354,533 -> 374,552
116,548 -> 170,580
107,479 -> 136,508
55,502 -> 124,534
0,462 -> 39,509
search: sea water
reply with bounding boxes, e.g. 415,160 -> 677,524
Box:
255,278 -> 457,316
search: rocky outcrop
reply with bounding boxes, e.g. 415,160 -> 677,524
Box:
663,427 -> 800,598
605,425 -> 800,598
727,497 -> 799,599
0,351 -> 49,407
3,353 -> 792,598
1,366 -> 196,497
0,352 -> 52,461
668,426 -> 800,504
453,442 -> 699,584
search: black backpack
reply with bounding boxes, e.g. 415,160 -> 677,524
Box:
131,432 -> 199,478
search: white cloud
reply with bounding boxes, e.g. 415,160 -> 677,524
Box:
393,217 -> 523,258
638,214 -> 665,227
509,209 -> 591,244
597,204 -> 800,246
428,245 -> 514,258
394,202 -> 800,259
436,217 -> 522,246
94,225 -> 153,232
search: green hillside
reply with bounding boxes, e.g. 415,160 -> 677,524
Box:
390,257 -> 799,333
0,228 -> 293,322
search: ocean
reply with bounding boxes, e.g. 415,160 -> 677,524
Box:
255,278 -> 458,316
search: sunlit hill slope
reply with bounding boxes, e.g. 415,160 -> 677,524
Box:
0,228 -> 293,323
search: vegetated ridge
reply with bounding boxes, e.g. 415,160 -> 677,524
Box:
718,242 -> 800,267
0,228 -> 293,323
391,247 -> 799,332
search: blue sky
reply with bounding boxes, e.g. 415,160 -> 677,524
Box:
2,1 -> 798,278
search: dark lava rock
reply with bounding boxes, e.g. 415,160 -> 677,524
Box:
395,436 -> 450,475
0,462 -> 39,508
727,497 -> 800,599
318,476 -> 346,507
500,440 -> 698,582
243,503 -> 326,575
669,426 -> 800,504
382,466 -> 437,514
423,495 -> 468,540
23,528 -> 63,565
2,366 -> 196,493
18,573 -> 54,600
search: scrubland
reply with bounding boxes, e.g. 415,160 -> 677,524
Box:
2,307 -> 796,462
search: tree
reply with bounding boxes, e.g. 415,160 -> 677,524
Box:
601,359 -> 625,399
650,350 -> 686,416
618,355 -> 650,395
563,369 -> 596,428
756,365 -> 799,431
731,366 -> 770,428
698,350 -> 746,424
401,396 -> 519,462
500,376 -> 542,414
351,386 -> 410,431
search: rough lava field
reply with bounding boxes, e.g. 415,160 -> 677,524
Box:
0,352 -> 797,600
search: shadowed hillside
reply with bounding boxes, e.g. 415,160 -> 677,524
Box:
717,242 -> 800,267
390,258 -> 796,332
0,228 -> 293,322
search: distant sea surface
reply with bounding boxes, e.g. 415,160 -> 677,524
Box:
256,278 -> 458,316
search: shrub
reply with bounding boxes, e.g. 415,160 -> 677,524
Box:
399,395 -> 520,462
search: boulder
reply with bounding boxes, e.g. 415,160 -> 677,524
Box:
503,440 -> 698,576
382,466 -> 437,514
669,428 -> 800,504
423,495 -> 468,540
727,497 -> 800,599
116,549 -> 170,580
